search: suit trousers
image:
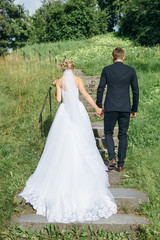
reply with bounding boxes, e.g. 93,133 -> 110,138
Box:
104,112 -> 130,167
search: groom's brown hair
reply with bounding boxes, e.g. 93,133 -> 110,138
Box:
112,47 -> 124,60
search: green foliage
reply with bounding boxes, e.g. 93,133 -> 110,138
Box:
97,0 -> 127,31
0,33 -> 160,238
0,0 -> 31,55
1,223 -> 133,239
29,0 -> 107,43
0,54 -> 61,229
98,0 -> 160,45
119,0 -> 160,45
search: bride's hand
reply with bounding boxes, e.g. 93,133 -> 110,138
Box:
96,107 -> 103,117
53,80 -> 57,85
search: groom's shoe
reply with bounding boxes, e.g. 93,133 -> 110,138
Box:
108,159 -> 117,168
118,166 -> 124,172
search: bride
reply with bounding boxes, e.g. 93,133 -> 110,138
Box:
19,59 -> 117,223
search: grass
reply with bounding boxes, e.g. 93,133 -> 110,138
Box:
0,33 -> 160,239
2,223 -> 134,239
0,54 -> 62,234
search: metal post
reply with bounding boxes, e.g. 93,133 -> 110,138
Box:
49,87 -> 52,115
49,50 -> 57,65
19,49 -> 25,59
39,114 -> 43,137
33,48 -> 41,61
49,52 -> 51,63
39,87 -> 52,137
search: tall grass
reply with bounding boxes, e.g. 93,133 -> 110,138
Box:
0,54 -> 61,228
0,33 -> 160,239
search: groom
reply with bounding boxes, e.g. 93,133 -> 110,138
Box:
96,47 -> 139,172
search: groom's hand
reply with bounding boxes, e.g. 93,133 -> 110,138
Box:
130,112 -> 136,118
96,108 -> 103,117
101,109 -> 104,117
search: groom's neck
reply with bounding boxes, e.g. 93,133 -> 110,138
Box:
114,58 -> 123,63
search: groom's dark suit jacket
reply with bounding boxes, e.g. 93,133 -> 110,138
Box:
96,62 -> 139,112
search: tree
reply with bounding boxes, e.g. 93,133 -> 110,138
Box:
119,0 -> 160,45
54,0 -> 103,40
97,0 -> 127,32
0,0 -> 31,55
29,1 -> 51,43
30,0 -> 107,43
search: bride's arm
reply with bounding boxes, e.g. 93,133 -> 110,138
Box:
78,77 -> 102,116
56,79 -> 62,103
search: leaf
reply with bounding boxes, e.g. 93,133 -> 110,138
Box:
17,225 -> 25,233
81,231 -> 89,237
123,174 -> 130,178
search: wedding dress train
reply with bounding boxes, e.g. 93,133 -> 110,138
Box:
19,69 -> 117,223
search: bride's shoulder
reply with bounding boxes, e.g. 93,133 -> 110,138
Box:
74,75 -> 83,83
74,75 -> 83,88
74,75 -> 82,80
56,77 -> 62,87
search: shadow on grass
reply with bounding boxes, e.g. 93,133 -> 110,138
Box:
42,115 -> 54,137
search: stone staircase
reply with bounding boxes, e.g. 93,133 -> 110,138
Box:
12,69 -> 150,233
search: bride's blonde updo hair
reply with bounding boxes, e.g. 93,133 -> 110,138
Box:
61,58 -> 74,71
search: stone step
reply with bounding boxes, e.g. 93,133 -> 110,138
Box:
14,187 -> 148,210
79,101 -> 105,112
96,137 -> 118,149
12,213 -> 149,233
94,129 -> 118,138
79,97 -> 105,110
84,83 -> 98,88
108,170 -> 123,186
74,69 -> 100,82
110,188 -> 149,209
99,149 -> 118,155
87,111 -> 98,116
74,69 -> 84,77
99,149 -> 118,163
81,76 -> 100,82
85,92 -> 98,96
84,88 -> 106,94
81,101 -> 105,109
85,105 -> 97,112
83,103 -> 105,112
79,95 -> 97,101
91,122 -> 118,138
91,121 -> 104,128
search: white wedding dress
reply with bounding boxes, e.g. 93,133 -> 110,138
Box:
19,69 -> 117,223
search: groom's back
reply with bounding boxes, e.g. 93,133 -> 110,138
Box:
102,62 -> 137,112
97,47 -> 139,113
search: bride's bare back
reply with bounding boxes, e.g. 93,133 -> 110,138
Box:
55,74 -> 102,116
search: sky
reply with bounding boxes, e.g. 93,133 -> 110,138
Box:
14,0 -> 42,15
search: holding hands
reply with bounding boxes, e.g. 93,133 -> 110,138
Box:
54,75 -> 104,118
130,112 -> 136,118
96,107 -> 104,118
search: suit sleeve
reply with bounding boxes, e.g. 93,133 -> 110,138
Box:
131,69 -> 139,112
96,68 -> 107,108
